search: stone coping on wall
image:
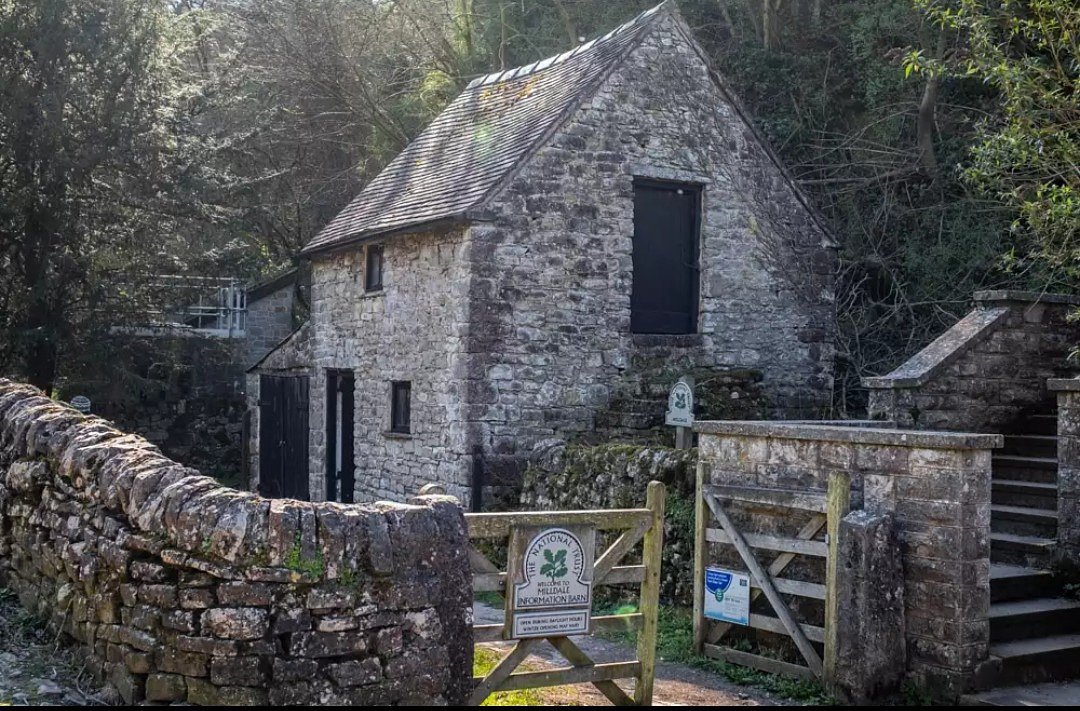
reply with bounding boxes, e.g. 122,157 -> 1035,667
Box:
693,420 -> 1003,450
1049,377 -> 1080,391
974,289 -> 1080,306
860,307 -> 1010,390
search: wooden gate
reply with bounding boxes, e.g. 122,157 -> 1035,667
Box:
692,468 -> 850,685
452,481 -> 665,706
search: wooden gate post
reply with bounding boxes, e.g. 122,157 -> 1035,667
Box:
635,481 -> 665,706
823,471 -> 851,690
692,462 -> 706,655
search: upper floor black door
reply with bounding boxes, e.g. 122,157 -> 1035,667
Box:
630,180 -> 701,334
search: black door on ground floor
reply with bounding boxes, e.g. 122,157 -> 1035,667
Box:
258,374 -> 310,500
326,370 -> 355,504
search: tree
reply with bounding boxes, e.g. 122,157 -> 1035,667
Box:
0,0 -> 228,391
909,0 -> 1080,282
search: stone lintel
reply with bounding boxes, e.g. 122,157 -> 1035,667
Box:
693,420 -> 1003,450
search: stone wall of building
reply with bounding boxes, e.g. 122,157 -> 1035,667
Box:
245,274 -> 298,370
307,228 -> 473,503
695,420 -> 1001,699
0,379 -> 472,706
1051,379 -> 1080,570
865,291 -> 1080,431
466,11 -> 836,486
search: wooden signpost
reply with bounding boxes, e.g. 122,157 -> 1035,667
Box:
455,481 -> 667,706
666,377 -> 694,449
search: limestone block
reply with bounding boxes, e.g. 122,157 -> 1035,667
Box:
833,510 -> 905,703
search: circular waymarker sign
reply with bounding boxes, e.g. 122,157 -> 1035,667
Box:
70,395 -> 92,413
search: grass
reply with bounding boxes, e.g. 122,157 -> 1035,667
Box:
474,646 -> 546,706
596,603 -> 834,705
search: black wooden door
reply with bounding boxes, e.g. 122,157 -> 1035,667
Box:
630,180 -> 701,334
258,375 -> 310,500
326,371 -> 355,504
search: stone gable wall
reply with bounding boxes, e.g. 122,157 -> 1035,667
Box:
467,12 -> 836,484
0,379 -> 472,706
866,291 -> 1080,431
307,228 -> 473,503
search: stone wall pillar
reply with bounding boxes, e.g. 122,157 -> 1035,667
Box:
833,510 -> 905,703
1051,379 -> 1080,570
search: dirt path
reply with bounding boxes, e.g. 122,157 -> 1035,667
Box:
475,603 -> 782,706
0,593 -> 113,706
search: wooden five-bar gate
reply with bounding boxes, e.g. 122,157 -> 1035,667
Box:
692,468 -> 851,686
450,481 -> 666,706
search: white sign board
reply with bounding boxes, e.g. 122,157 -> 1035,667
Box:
665,378 -> 694,427
703,567 -> 750,626
70,396 -> 91,414
509,526 -> 594,638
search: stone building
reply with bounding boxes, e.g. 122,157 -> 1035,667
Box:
249,2 -> 837,505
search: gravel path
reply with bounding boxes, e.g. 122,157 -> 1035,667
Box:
0,592 -> 113,706
474,602 -> 782,706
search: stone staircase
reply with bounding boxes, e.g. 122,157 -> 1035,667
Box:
985,407 -> 1080,688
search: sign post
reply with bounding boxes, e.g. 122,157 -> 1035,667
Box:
665,376 -> 694,449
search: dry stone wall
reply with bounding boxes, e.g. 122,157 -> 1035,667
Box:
0,379 -> 472,706
522,441 -> 697,603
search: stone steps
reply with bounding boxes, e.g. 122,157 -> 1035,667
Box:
983,409 -> 1080,691
990,598 -> 1080,642
992,455 -> 1059,484
990,505 -> 1058,539
1001,434 -> 1058,458
991,531 -> 1057,569
991,480 -> 1058,510
990,564 -> 1057,603
988,634 -> 1080,687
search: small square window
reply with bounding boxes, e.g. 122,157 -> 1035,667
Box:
365,244 -> 384,292
390,381 -> 411,434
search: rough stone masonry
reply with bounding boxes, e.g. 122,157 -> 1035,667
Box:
0,379 -> 472,706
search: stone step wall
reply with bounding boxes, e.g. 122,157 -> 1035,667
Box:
0,379 -> 472,706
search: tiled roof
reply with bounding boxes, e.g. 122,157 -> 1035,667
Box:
301,3 -> 666,256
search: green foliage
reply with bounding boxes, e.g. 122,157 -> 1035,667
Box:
598,604 -> 833,704
473,646 -> 545,706
913,0 -> 1080,287
284,534 -> 325,578
0,0 -> 247,389
901,679 -> 935,705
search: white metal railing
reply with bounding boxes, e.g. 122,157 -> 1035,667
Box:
125,275 -> 248,338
